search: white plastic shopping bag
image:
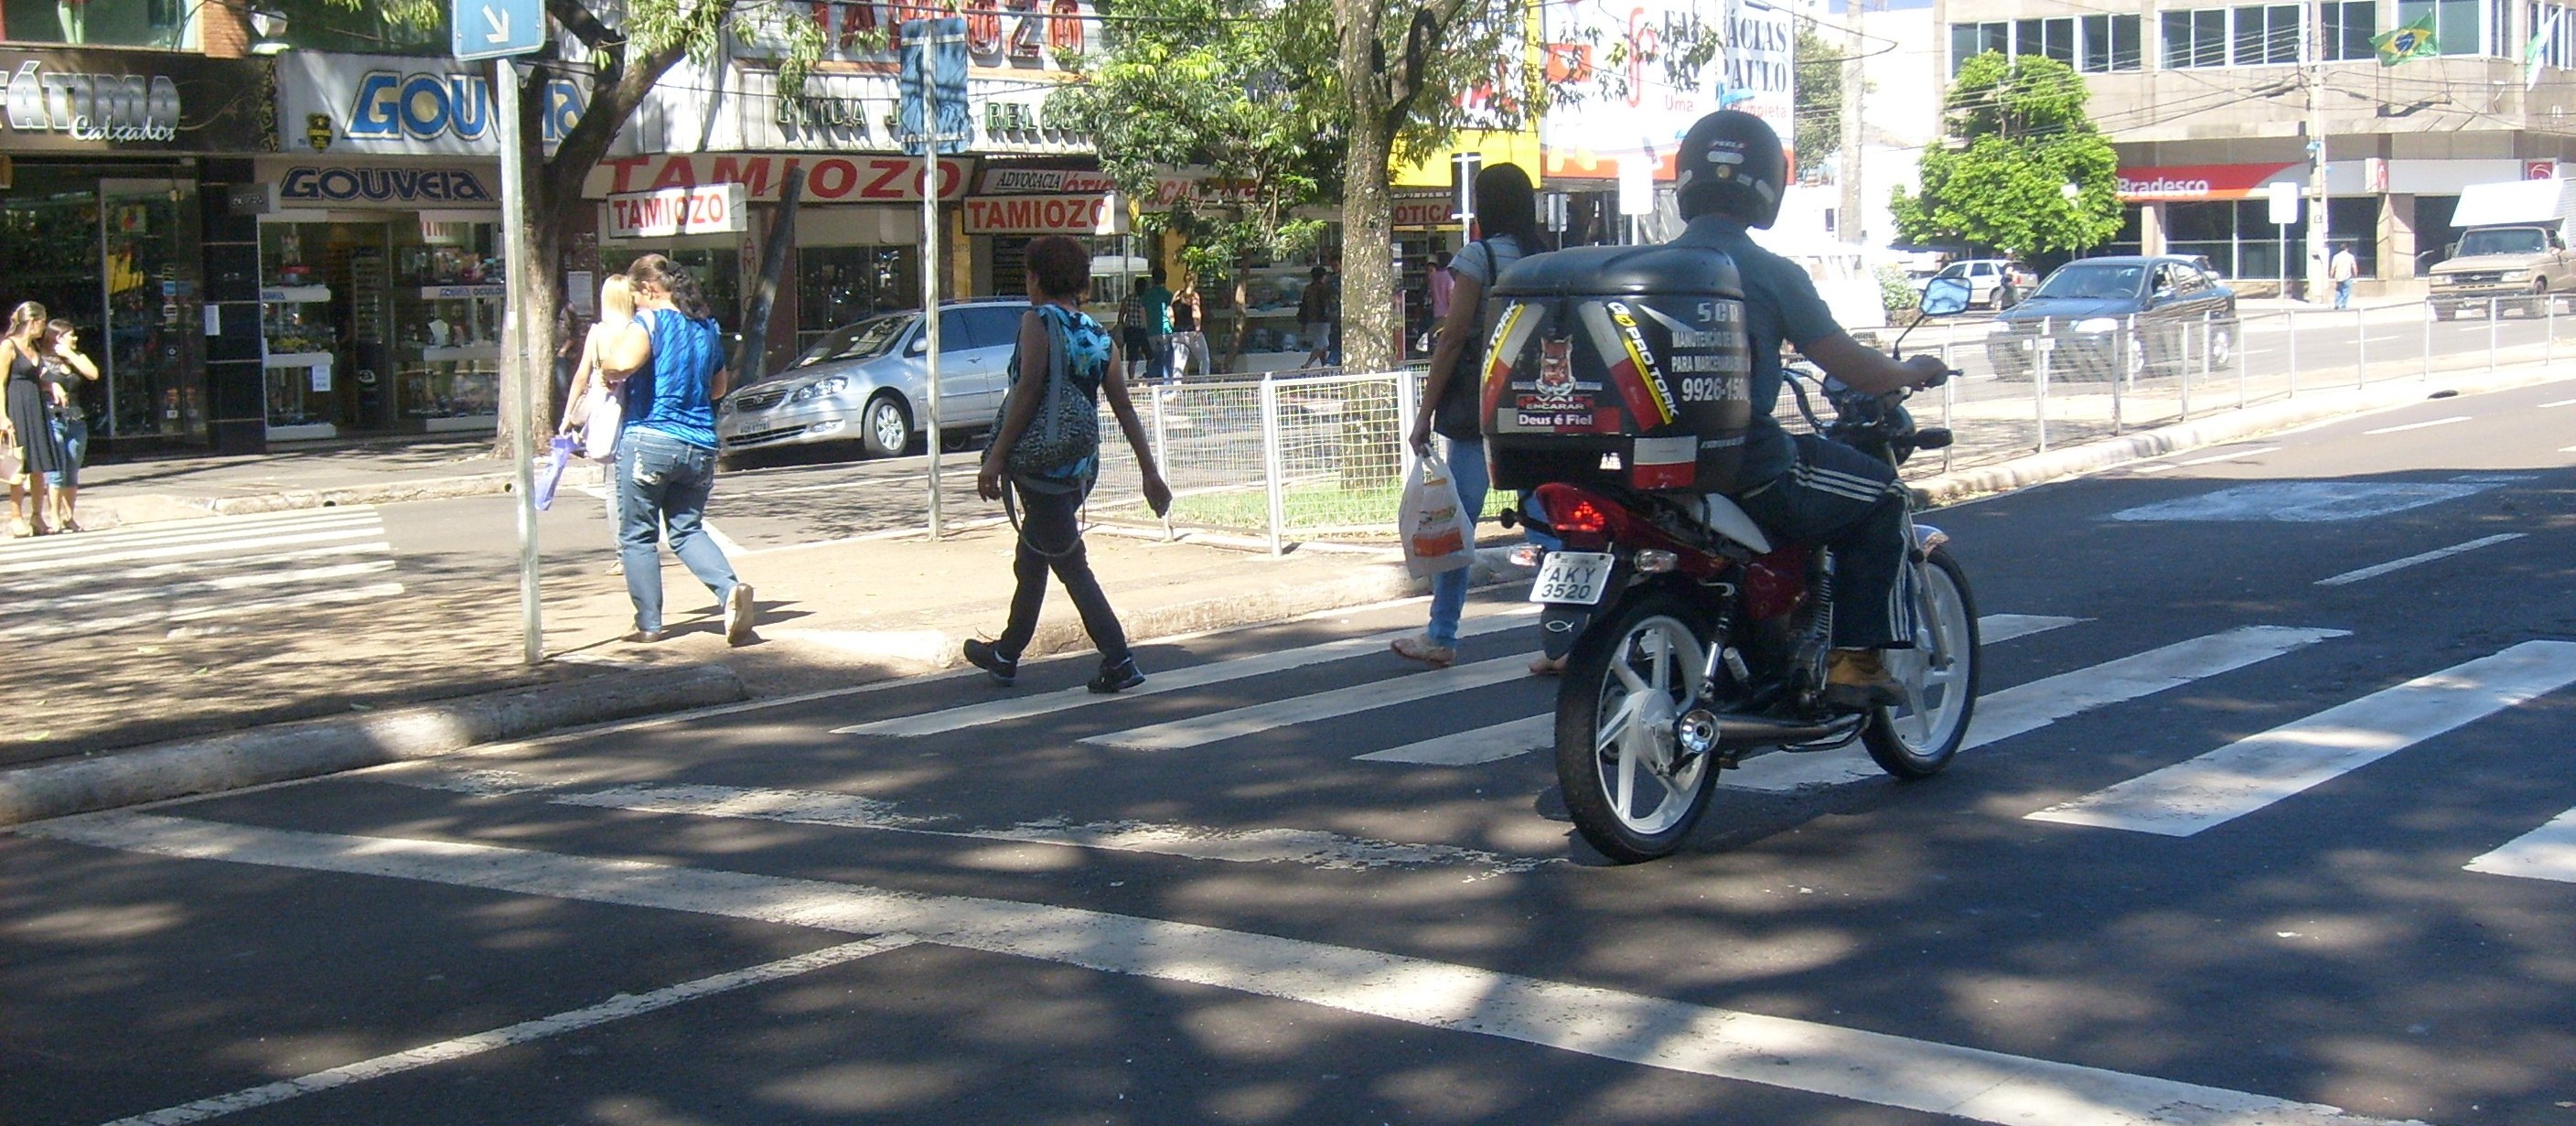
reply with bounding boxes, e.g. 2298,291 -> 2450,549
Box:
1399,448 -> 1475,578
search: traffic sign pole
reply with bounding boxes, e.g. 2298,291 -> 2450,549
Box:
497,62 -> 542,665
923,68 -> 943,542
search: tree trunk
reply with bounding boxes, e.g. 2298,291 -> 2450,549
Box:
1333,0 -> 1397,378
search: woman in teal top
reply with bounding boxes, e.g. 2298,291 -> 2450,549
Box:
600,253 -> 756,645
965,236 -> 1173,693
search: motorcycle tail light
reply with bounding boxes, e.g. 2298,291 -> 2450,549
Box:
1634,549 -> 1678,573
1555,498 -> 1610,535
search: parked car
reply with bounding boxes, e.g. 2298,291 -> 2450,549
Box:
1985,255 -> 2238,381
1916,258 -> 2036,309
716,299 -> 1028,460
2427,224 -> 2576,319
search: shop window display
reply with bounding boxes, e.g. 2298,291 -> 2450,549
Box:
393,220 -> 504,430
259,222 -> 341,439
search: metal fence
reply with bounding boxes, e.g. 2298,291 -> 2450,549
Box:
1085,295 -> 2572,550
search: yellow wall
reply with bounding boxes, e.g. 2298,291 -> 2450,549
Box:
1391,129 -> 1547,188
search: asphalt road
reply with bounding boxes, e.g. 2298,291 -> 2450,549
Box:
6,381 -> 2574,1125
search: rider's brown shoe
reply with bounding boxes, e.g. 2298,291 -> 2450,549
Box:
1823,648 -> 1905,711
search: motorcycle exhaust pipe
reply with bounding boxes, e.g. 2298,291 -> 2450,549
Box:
1687,710 -> 1865,751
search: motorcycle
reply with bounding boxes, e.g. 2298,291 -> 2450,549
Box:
1513,277 -> 1982,863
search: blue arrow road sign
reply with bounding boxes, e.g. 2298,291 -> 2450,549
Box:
453,0 -> 543,60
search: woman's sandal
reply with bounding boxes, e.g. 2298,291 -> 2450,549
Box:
1390,636 -> 1456,668
1528,655 -> 1566,677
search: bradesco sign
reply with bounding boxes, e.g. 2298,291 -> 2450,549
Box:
606,184 -> 748,238
2116,162 -> 2302,201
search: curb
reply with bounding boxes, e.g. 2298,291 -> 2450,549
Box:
196,473 -> 520,516
1911,363 -> 2576,505
0,663 -> 746,828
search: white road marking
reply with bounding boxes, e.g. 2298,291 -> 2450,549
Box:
2174,445 -> 2281,466
27,814 -> 2426,1126
2105,480 -> 2505,523
397,776 -> 1552,875
1359,715 -> 1553,766
0,581 -> 407,640
839,606 -> 1540,737
2533,397 -> 2576,408
1979,614 -> 2088,644
2360,415 -> 2472,435
95,936 -> 918,1126
1363,616 -> 2088,767
2466,807 -> 2576,884
701,520 -> 749,560
1084,655 -> 1537,750
0,509 -> 381,559
1726,627 -> 2346,793
2313,533 -> 2526,586
2127,462 -> 2176,474
2028,641 -> 2576,836
0,560 -> 396,617
1,541 -> 391,596
0,526 -> 383,575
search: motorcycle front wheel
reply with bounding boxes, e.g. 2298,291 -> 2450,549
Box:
1555,590 -> 1718,863
1863,546 -> 1980,778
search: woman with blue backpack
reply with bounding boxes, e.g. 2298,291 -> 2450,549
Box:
964,235 -> 1174,693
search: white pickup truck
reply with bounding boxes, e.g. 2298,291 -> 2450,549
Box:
2427,179 -> 2576,319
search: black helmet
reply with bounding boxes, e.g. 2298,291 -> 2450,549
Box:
1674,110 -> 1787,229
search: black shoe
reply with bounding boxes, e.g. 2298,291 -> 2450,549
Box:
1089,656 -> 1144,694
963,638 -> 1017,686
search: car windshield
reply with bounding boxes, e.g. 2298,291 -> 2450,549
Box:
2034,263 -> 2146,301
2456,228 -> 2548,256
789,315 -> 914,373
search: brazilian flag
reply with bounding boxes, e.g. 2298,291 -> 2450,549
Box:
2372,16 -> 2438,64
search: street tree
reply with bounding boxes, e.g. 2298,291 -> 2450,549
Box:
1046,0 -> 1340,374
1889,51 -> 2120,259
1792,20 -> 1841,176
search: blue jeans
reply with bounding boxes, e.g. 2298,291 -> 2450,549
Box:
617,429 -> 739,634
42,414 -> 83,488
1146,333 -> 1172,382
2334,279 -> 2354,309
1427,435 -> 1489,648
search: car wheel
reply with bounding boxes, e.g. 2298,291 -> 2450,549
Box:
860,393 -> 912,459
2206,321 -> 2235,367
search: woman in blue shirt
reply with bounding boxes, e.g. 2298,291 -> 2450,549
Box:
599,253 -> 756,645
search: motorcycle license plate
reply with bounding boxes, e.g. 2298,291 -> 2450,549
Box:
1529,552 -> 1615,606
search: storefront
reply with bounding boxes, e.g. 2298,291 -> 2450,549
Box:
242,52 -> 565,438
0,47 -> 272,455
2111,156 -> 2545,286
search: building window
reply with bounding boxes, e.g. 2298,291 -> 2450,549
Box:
2163,8 -> 2228,66
2534,2 -> 2576,68
1955,15 -> 2139,72
2397,0 -> 2491,53
2082,15 -> 2147,70
2321,2 -> 2379,59
0,0 -> 192,48
2233,5 -> 2303,62
2163,5 -> 2299,67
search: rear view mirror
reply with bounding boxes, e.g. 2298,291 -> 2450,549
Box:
1918,277 -> 1974,316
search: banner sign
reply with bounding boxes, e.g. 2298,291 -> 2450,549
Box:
961,193 -> 1121,235
1,48 -> 271,153
280,165 -> 497,207
1537,0 -> 1796,181
606,183 -> 750,238
977,166 -> 1117,195
585,153 -> 973,201
2116,162 -> 2303,201
276,52 -> 585,155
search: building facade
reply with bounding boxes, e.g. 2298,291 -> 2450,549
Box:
1936,0 -> 2576,291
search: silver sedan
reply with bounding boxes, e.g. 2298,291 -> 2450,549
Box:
717,301 -> 1026,459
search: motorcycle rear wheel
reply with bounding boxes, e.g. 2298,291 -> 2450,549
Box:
1556,590 -> 1718,863
1863,546 -> 1980,778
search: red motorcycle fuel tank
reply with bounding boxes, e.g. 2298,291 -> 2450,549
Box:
1482,244 -> 1754,494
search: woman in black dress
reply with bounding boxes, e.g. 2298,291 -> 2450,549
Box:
2,302 -> 68,535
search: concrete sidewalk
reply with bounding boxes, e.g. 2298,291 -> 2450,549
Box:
67,436 -> 522,528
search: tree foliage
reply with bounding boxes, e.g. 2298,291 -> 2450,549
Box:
1889,52 -> 2120,258
1792,22 -> 1841,177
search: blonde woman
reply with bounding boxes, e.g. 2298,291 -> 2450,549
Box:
561,273 -> 636,571
1,302 -> 67,535
40,319 -> 99,532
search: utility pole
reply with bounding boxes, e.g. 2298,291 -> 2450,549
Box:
2304,46 -> 2330,303
1838,0 -> 1870,243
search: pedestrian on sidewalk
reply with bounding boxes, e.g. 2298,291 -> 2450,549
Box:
1167,276 -> 1210,380
2,302 -> 67,536
562,273 -> 636,573
1298,266 -> 1336,369
964,234 -> 1175,694
2331,244 -> 2358,310
1396,162 -> 1551,672
600,254 -> 757,646
39,319 -> 97,532
1116,276 -> 1151,383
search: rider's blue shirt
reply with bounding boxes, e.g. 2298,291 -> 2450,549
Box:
1667,216 -> 1840,489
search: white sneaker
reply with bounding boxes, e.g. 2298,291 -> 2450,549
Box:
724,584 -> 757,646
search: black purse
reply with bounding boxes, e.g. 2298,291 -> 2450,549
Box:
995,310 -> 1100,477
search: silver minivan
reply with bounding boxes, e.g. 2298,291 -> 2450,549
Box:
716,299 -> 1028,459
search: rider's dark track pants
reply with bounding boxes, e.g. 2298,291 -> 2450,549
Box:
1732,433 -> 1917,649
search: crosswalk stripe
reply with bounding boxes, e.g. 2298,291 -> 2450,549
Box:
1973,614 -> 2087,644
836,606 -> 1540,737
1358,715 -> 1552,766
0,509 -> 380,561
25,813 -> 2420,1126
0,525 -> 382,575
2465,807 -> 2576,885
1083,655 -> 1536,750
1,541 -> 392,595
0,559 -> 396,617
5,581 -> 406,638
1725,627 -> 2347,793
2027,640 -> 2576,837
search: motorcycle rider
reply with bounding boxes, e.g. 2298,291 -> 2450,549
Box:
1668,110 -> 1950,711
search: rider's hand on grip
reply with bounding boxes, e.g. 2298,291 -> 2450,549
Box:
1902,354 -> 1953,390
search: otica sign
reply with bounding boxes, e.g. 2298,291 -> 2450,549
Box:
1,48 -> 271,153
279,52 -> 585,155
